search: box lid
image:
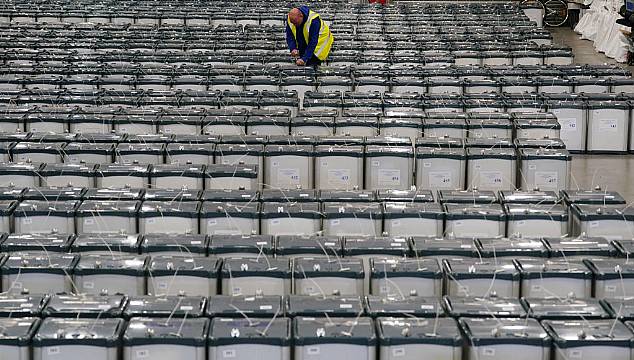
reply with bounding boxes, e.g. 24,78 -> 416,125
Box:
221,257 -> 291,279
461,318 -> 550,346
42,294 -> 127,318
74,255 -> 148,276
383,202 -> 444,219
209,318 -> 290,346
444,203 -> 506,220
71,233 -> 141,253
318,190 -> 376,202
261,202 -> 321,219
2,252 -> 78,274
344,236 -> 410,257
294,317 -> 376,345
1,233 -> 73,253
365,296 -> 442,317
515,138 -> 567,149
561,189 -> 626,205
150,164 -> 205,177
141,233 -> 207,254
142,189 -> 201,202
545,236 -> 614,258
260,189 -> 318,202
293,257 -> 364,280
322,202 -> 383,218
138,201 -> 200,217
411,236 -> 478,257
0,294 -> 49,317
276,235 -> 342,256
201,201 -> 259,218
97,163 -> 150,176
207,295 -> 283,318
544,320 -> 633,348
148,255 -> 220,278
370,258 -> 441,281
209,235 -> 274,255
287,296 -> 363,317
376,189 -> 434,202
82,188 -> 144,201
15,200 -> 78,216
522,297 -> 610,320
505,203 -> 568,221
477,237 -> 548,258
123,296 -> 206,318
438,189 -> 498,204
443,296 -> 526,318
34,318 -> 124,347
377,317 -> 462,346
515,258 -> 592,279
499,190 -> 560,204
123,317 -> 209,346
571,204 -> 634,221
442,258 -> 519,281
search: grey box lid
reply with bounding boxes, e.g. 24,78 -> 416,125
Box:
142,189 -> 201,202
520,148 -> 570,160
12,142 -> 64,154
15,200 -> 78,216
170,135 -> 219,144
291,116 -> 335,127
365,145 -> 413,157
294,257 -> 364,280
165,143 -> 215,155
343,236 -> 410,257
97,163 -> 150,176
544,320 -> 633,348
140,233 -> 209,255
63,142 -> 114,153
209,235 -> 274,255
515,138 -> 567,149
74,255 -> 148,277
42,294 -> 127,318
315,135 -> 365,146
40,163 -> 97,178
423,117 -> 468,129
207,295 -> 283,318
0,186 -> 25,200
515,118 -> 561,129
545,236 -> 614,258
319,190 -> 376,202
214,143 -> 264,155
515,258 -> 592,279
477,237 -> 548,258
201,189 -> 259,202
500,190 -> 560,204
467,117 -> 513,129
151,164 -> 205,177
444,296 -> 526,318
438,189 -> 498,204
116,143 -> 164,155
521,297 -> 610,320
364,136 -> 412,147
314,144 -> 364,157
287,296 -> 363,317
267,135 -> 316,145
201,201 -> 259,218
209,318 -> 290,346
0,162 -> 42,176
124,296 -> 206,318
602,299 -> 634,321
123,317 -> 209,346
33,318 -> 124,347
139,201 -> 200,217
260,189 -> 318,202
206,164 -> 257,179
466,141 -> 516,153
370,258 -> 441,280
0,199 -> 16,215
2,252 -> 78,274
585,258 -> 634,280
380,117 -> 421,129
0,294 -> 48,317
444,203 -> 506,220
221,257 -> 291,279
377,189 -> 434,203
76,200 -> 140,216
276,235 -> 342,256
411,236 -> 478,257
609,239 -> 634,257
505,203 -> 568,221
377,317 -> 462,346
1,233 -> 74,253
571,204 -> 634,221
443,258 -> 519,280
416,147 -> 466,159
365,296 -> 442,317
561,189 -> 626,205
322,202 -> 383,218
83,188 -> 144,201
294,317 -> 376,345
461,318 -> 550,346
383,202 -> 444,219
264,144 -> 314,156
148,255 -> 220,277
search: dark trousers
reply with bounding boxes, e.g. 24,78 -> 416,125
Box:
304,54 -> 322,66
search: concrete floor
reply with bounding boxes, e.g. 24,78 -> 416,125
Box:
549,27 -> 634,201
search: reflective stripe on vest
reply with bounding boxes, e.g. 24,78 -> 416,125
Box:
287,9 -> 333,61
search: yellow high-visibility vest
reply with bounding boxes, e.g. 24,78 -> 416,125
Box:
287,9 -> 334,61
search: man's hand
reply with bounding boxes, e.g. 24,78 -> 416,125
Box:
290,49 -> 299,58
296,59 -> 305,66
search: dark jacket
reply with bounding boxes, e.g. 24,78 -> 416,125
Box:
285,5 -> 321,63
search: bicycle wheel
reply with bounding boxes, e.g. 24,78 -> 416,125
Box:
543,0 -> 569,27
